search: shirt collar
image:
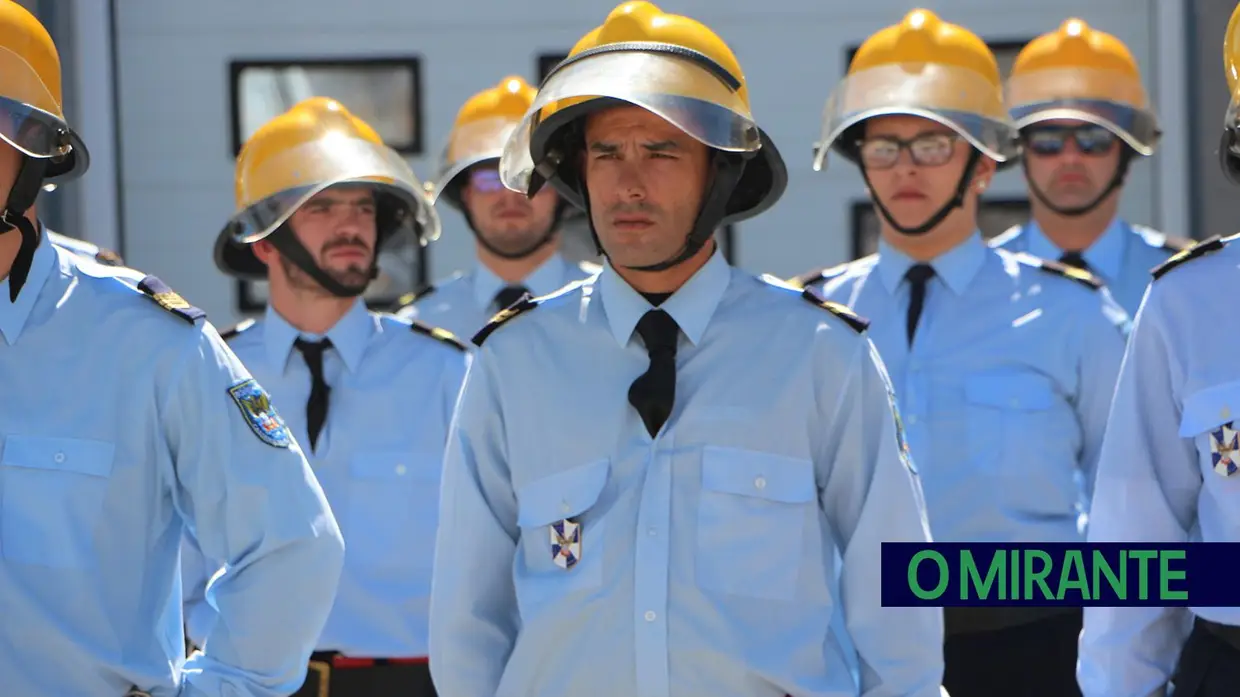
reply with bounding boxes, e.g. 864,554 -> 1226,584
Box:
264,297 -> 374,373
1024,217 -> 1125,281
471,254 -> 574,309
876,231 -> 988,296
0,225 -> 56,346
600,244 -> 731,348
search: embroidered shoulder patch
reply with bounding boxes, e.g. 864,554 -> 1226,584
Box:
800,287 -> 869,333
395,284 -> 436,309
1017,254 -> 1103,290
472,296 -> 540,347
1151,235 -> 1227,280
137,275 -> 206,324
411,320 -> 468,351
220,318 -> 256,342
227,378 -> 291,449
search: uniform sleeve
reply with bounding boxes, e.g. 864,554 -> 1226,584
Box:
180,531 -> 219,648
442,349 -> 472,435
1078,286 -> 1196,697
1074,287 -> 1131,511
429,347 -> 521,697
167,323 -> 345,697
816,334 -> 944,697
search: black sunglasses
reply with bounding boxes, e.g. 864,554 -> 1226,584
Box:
1022,125 -> 1117,157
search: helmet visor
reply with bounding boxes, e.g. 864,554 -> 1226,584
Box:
432,116 -> 519,203
813,62 -> 1017,171
1006,68 -> 1158,154
500,49 -> 762,195
227,135 -> 437,244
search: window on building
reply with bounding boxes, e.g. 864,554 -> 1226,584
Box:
850,198 -> 1030,259
228,57 -> 424,156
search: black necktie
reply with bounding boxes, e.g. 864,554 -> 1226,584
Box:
293,337 -> 333,452
494,285 -> 531,312
628,310 -> 680,437
1059,251 -> 1090,271
905,264 -> 936,347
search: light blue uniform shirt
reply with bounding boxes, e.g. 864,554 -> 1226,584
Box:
0,231 -> 344,697
184,299 -> 470,659
430,247 -> 944,697
395,253 -> 600,339
989,218 -> 1188,317
1079,235 -> 1240,697
804,233 -> 1129,544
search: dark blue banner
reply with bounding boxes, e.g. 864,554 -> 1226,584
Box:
880,543 -> 1240,607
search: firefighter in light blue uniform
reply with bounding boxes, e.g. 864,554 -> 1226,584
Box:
47,229 -> 127,267
793,9 -> 1129,697
188,96 -> 470,697
429,4 -> 944,697
988,18 -> 1190,316
1078,8 -> 1240,695
394,75 -> 597,339
0,4 -> 344,695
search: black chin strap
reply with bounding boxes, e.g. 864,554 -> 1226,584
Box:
4,157 -> 50,302
581,150 -> 748,273
1023,149 -> 1131,218
863,149 -> 981,237
268,224 -> 375,298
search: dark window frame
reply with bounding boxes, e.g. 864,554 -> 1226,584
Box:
227,55 -> 425,157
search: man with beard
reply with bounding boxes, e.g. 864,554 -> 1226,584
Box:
186,97 -> 471,697
988,18 -> 1189,316
395,76 -> 599,338
428,3 -> 944,696
791,9 -> 1130,696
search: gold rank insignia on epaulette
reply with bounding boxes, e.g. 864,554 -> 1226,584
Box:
395,284 -> 436,309
137,275 -> 205,324
787,262 -> 849,290
800,287 -> 869,334
1151,235 -> 1226,280
219,318 -> 256,342
471,295 -> 539,347
410,319 -> 468,351
1017,253 -> 1104,290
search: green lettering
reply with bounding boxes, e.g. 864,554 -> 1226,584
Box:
1130,550 -> 1157,600
962,549 -> 1004,600
909,550 -> 949,600
1023,549 -> 1054,600
1056,550 -> 1090,600
1160,550 -> 1188,601
1092,549 -> 1127,600
1010,545 -> 1019,600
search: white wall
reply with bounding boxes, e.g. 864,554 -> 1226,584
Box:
108,0 -> 1166,327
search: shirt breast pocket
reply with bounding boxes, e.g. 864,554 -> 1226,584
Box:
1,436 -> 115,569
515,458 -> 609,615
1179,382 -> 1240,482
346,450 -> 441,574
696,446 -> 816,601
964,371 -> 1058,464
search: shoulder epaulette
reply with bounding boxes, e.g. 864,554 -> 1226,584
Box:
1016,253 -> 1104,290
800,287 -> 869,333
1130,223 -> 1194,254
1151,235 -> 1226,280
471,296 -> 540,347
137,275 -> 205,324
220,318 -> 256,342
787,261 -> 853,289
410,319 -> 468,351
94,247 -> 125,266
987,223 -> 1025,248
395,284 -> 436,309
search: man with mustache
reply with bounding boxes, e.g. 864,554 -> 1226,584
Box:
791,9 -> 1130,697
1078,7 -> 1240,695
988,19 -> 1187,316
187,97 -> 471,697
428,3 -> 944,697
394,76 -> 599,339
